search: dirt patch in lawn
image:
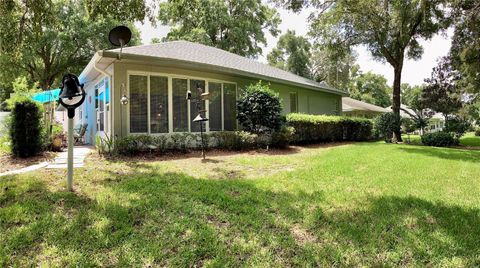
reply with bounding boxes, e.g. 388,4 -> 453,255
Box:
0,152 -> 56,173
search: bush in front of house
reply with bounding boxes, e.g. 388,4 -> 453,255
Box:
421,132 -> 459,147
286,113 -> 372,144
373,112 -> 400,142
237,81 -> 282,134
444,116 -> 470,138
9,99 -> 45,157
475,128 -> 480,136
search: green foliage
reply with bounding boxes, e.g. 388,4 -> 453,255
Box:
475,128 -> 480,137
286,113 -> 372,143
9,100 -> 45,157
5,77 -> 39,110
444,116 -> 471,138
401,118 -> 417,134
347,71 -> 392,107
158,0 -> 281,58
267,30 -> 312,78
374,113 -> 400,143
0,0 -> 141,91
310,46 -> 357,90
212,131 -> 258,151
237,82 -> 282,134
422,57 -> 463,118
421,132 -> 459,147
271,126 -> 295,149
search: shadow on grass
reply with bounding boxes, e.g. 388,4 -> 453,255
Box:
398,146 -> 480,162
2,165 -> 480,266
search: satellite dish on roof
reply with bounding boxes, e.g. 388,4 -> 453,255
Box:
108,25 -> 132,60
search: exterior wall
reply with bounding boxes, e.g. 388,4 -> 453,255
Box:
112,61 -> 342,139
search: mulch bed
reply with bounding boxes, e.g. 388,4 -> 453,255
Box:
0,152 -> 57,174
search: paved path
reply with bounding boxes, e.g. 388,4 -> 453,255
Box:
46,146 -> 93,169
0,162 -> 49,177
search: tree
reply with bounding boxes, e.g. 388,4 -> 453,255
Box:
401,83 -> 432,134
267,30 -> 312,78
0,0 -> 141,91
278,0 -> 450,142
422,57 -> 463,122
347,71 -> 391,107
158,0 -> 281,58
310,45 -> 358,90
449,0 -> 480,93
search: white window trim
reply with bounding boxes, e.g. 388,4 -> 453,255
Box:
126,70 -> 237,135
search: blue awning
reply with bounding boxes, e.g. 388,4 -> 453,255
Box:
32,89 -> 61,103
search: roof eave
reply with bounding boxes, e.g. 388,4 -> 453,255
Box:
100,51 -> 348,96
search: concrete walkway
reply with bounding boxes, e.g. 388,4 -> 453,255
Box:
0,161 -> 49,177
46,146 -> 93,169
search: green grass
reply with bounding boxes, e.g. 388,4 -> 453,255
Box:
1,142 -> 480,266
404,132 -> 480,147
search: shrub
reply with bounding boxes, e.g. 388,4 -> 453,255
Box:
475,128 -> 480,136
271,126 -> 295,148
374,112 -> 399,142
444,116 -> 470,138
237,82 -> 282,134
212,131 -> 257,150
286,113 -> 372,144
401,117 -> 416,134
421,132 -> 459,147
9,100 -> 45,157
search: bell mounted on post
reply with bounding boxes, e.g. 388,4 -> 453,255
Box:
58,74 -> 86,118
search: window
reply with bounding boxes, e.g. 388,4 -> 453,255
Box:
129,75 -> 148,133
208,82 -> 222,131
150,76 -> 168,133
173,78 -> 188,132
290,92 -> 298,113
98,92 -> 105,131
190,80 -> 206,132
223,83 -> 236,131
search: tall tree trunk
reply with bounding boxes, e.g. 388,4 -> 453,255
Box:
392,66 -> 403,142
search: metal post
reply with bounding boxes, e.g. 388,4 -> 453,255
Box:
67,109 -> 74,191
200,121 -> 205,160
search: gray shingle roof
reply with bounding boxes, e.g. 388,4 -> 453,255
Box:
342,97 -> 390,113
109,41 -> 345,95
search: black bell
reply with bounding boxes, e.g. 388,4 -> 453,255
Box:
59,74 -> 83,99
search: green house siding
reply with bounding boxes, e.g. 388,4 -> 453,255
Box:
111,62 -> 342,138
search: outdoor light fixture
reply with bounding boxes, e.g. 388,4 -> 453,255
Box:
58,73 -> 86,191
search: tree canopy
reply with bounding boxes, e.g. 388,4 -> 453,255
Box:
0,0 -> 141,95
267,30 -> 312,78
348,72 -> 392,108
278,0 -> 451,141
158,0 -> 281,58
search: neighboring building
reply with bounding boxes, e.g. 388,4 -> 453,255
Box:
342,97 -> 389,118
388,104 -> 445,133
76,41 -> 347,145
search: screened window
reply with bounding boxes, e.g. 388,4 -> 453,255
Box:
173,78 -> 188,132
150,76 -> 169,133
189,80 -> 206,132
129,75 -> 148,133
223,83 -> 236,131
208,82 -> 222,131
290,92 -> 298,113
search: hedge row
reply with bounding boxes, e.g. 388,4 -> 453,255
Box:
286,113 -> 373,143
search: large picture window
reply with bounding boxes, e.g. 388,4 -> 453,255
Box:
173,78 -> 188,132
150,76 -> 169,133
208,82 -> 222,131
129,75 -> 148,133
128,73 -> 237,134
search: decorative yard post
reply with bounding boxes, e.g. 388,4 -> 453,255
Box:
58,74 -> 86,191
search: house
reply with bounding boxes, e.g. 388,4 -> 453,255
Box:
342,97 -> 389,118
32,89 -> 72,131
388,104 -> 445,133
77,41 -> 347,145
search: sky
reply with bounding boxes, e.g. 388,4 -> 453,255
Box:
134,6 -> 452,86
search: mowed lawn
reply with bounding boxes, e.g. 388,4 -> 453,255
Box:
404,132 -> 480,147
1,142 -> 480,266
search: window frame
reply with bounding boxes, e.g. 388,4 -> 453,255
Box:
126,70 -> 237,135
289,92 -> 298,113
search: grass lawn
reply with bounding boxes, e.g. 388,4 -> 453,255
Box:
1,142 -> 480,266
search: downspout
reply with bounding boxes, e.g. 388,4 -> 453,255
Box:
93,51 -> 115,139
